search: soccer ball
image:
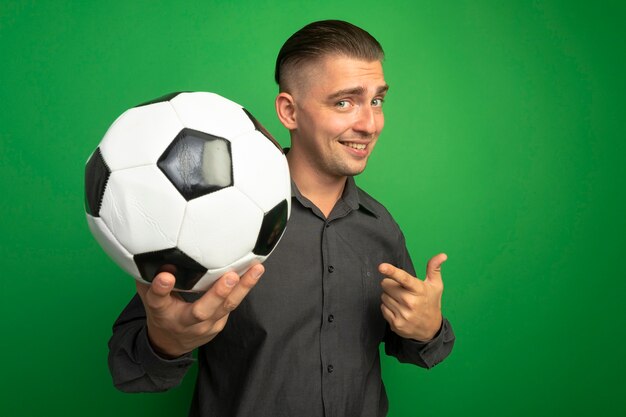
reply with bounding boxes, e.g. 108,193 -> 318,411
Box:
84,92 -> 291,292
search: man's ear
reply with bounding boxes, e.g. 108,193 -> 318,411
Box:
275,92 -> 297,130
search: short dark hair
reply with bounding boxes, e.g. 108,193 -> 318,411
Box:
275,20 -> 384,91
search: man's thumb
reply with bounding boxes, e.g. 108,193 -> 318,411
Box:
151,272 -> 176,297
425,253 -> 447,285
137,272 -> 177,311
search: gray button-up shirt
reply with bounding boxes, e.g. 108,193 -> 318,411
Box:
109,177 -> 455,417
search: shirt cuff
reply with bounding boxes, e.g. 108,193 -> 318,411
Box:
387,317 -> 455,369
413,317 -> 454,368
136,325 -> 195,380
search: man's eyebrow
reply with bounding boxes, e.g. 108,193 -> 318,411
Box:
326,84 -> 389,101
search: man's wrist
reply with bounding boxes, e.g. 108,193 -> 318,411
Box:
412,318 -> 443,343
146,328 -> 189,360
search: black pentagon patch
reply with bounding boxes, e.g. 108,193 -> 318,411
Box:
253,199 -> 289,256
84,147 -> 111,217
134,248 -> 207,291
135,92 -> 186,108
242,108 -> 283,153
157,128 -> 233,201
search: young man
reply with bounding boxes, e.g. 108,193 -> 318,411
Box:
109,20 -> 455,417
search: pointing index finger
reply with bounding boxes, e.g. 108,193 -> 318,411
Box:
378,263 -> 417,290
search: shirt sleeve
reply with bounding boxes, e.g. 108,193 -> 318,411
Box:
383,227 -> 456,368
107,294 -> 195,392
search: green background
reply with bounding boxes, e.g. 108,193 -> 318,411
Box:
1,1 -> 624,416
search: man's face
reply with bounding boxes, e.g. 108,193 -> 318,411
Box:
290,55 -> 388,179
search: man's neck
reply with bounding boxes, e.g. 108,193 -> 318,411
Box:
287,151 -> 347,218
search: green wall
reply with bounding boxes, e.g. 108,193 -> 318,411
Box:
1,1 -> 624,416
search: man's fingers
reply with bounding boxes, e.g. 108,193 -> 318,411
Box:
425,253 -> 447,286
217,264 -> 265,315
182,264 -> 264,326
380,277 -> 408,299
381,292 -> 403,317
182,272 -> 240,325
380,303 -> 396,324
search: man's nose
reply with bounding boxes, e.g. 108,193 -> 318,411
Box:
353,105 -> 377,136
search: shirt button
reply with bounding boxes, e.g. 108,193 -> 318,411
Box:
328,314 -> 334,323
325,223 -> 330,228
327,365 -> 334,373
328,265 -> 334,273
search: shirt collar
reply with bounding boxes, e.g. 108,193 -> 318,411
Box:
290,176 -> 379,219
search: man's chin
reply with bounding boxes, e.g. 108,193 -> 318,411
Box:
338,164 -> 368,177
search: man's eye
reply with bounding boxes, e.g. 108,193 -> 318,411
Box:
372,98 -> 384,107
336,100 -> 349,108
